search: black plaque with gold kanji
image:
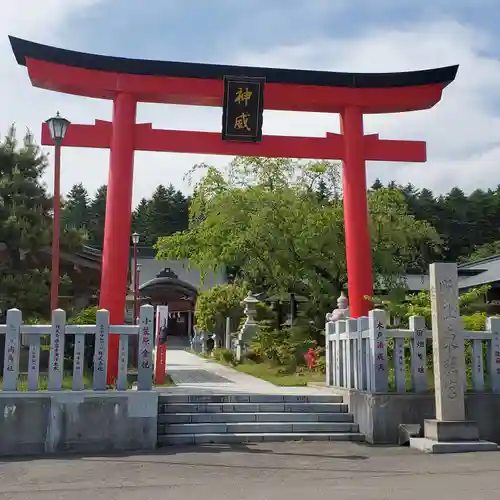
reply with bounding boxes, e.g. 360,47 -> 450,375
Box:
222,76 -> 265,142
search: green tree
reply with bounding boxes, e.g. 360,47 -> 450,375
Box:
461,240 -> 500,263
195,282 -> 247,334
369,188 -> 441,277
132,197 -> 151,242
370,178 -> 384,191
87,185 -> 107,249
61,182 -> 90,230
141,184 -> 189,246
0,126 -> 83,317
156,157 -> 438,323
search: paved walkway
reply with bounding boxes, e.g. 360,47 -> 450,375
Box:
162,350 -> 333,395
2,441 -> 500,499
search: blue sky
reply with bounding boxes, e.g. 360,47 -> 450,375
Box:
1,0 -> 500,202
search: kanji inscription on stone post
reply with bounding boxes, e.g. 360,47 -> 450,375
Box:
48,309 -> 66,390
137,305 -> 154,390
93,309 -> 109,390
429,263 -> 465,421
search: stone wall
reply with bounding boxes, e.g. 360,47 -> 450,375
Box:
0,391 -> 158,456
336,388 -> 500,444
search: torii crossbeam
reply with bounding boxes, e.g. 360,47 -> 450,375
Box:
10,35 -> 458,383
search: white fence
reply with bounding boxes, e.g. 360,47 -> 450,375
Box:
1,305 -> 154,391
325,309 -> 500,393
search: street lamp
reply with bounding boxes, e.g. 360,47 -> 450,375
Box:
46,112 -> 70,312
132,233 -> 140,325
135,264 -> 142,322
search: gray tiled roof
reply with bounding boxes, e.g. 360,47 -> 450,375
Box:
456,255 -> 500,289
377,255 -> 500,292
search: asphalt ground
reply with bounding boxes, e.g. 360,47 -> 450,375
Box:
1,441 -> 498,500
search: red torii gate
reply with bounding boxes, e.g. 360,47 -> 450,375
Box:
9,36 -> 458,383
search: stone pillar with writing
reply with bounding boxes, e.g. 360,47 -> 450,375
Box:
410,263 -> 497,453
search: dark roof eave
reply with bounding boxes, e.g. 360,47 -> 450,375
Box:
9,36 -> 459,89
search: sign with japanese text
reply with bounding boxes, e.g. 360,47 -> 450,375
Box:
137,305 -> 154,390
222,76 -> 265,142
154,305 -> 168,385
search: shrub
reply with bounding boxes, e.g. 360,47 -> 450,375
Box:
195,282 -> 247,335
214,348 -> 235,365
251,321 -> 317,369
462,312 -> 486,331
66,306 -> 98,368
316,355 -> 326,374
372,284 -> 491,328
241,350 -> 261,364
67,306 -> 98,325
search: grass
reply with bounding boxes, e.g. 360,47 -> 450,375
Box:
1,371 -> 175,391
234,362 -> 325,386
1,371 -> 98,391
197,349 -> 326,387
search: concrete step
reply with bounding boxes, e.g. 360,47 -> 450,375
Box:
158,432 -> 365,446
160,421 -> 359,435
157,394 -> 343,404
159,402 -> 349,414
158,411 -> 354,424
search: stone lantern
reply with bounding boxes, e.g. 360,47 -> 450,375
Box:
242,292 -> 259,324
235,292 -> 260,361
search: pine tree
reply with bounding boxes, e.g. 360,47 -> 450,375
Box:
87,185 -> 107,249
145,184 -> 189,246
0,126 -> 83,317
62,182 -> 90,230
132,197 -> 152,245
370,178 -> 384,191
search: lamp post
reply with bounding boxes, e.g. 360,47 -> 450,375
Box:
132,260 -> 141,368
46,112 -> 70,312
135,264 -> 142,323
132,232 -> 140,325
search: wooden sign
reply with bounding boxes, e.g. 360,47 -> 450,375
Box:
222,76 -> 265,142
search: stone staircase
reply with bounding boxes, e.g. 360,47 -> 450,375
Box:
157,394 -> 364,445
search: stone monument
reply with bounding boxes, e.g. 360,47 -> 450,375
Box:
410,262 -> 497,453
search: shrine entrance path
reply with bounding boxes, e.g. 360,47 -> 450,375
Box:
160,350 -> 333,395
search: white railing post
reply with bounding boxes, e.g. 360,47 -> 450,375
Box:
358,316 -> 369,390
117,334 -> 129,391
352,317 -> 364,389
393,336 -> 406,393
471,335 -> 485,392
325,321 -> 334,386
409,315 -> 428,393
335,320 -> 346,387
27,332 -> 41,392
137,304 -> 154,390
72,331 -> 86,391
2,308 -> 22,391
345,319 -> 357,389
48,309 -> 66,391
368,309 -> 388,392
93,309 -> 110,390
487,317 -> 500,393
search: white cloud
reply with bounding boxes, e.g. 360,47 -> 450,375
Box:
1,11 -> 499,205
233,20 -> 500,194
